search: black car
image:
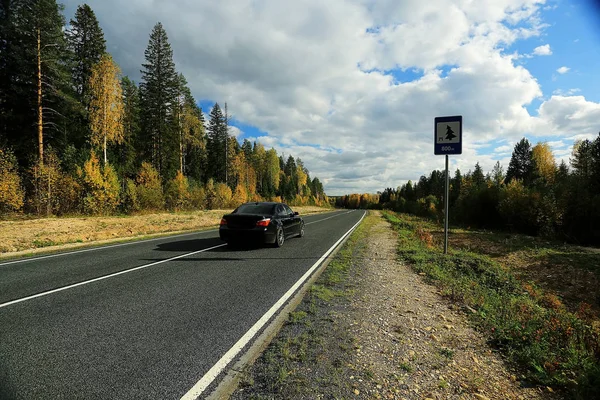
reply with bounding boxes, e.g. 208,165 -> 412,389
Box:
219,202 -> 304,247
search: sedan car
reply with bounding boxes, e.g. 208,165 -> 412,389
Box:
219,202 -> 304,247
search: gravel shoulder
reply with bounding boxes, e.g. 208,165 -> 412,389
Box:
231,211 -> 560,399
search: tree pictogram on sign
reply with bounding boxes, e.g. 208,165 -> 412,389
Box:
445,125 -> 456,141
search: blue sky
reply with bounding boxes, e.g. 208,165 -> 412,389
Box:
65,0 -> 600,194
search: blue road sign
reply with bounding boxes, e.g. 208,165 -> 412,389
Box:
434,115 -> 462,155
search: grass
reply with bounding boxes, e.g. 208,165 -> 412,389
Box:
439,347 -> 454,359
383,211 -> 600,399
399,362 -> 414,373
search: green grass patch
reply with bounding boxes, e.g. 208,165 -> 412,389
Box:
438,347 -> 454,359
288,311 -> 308,324
399,362 -> 413,373
383,211 -> 600,399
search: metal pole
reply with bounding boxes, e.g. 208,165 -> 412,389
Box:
444,154 -> 449,254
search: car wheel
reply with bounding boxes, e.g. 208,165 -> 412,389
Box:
275,227 -> 285,247
297,222 -> 305,238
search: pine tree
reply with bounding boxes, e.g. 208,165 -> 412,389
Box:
472,162 -> 486,188
67,4 -> 105,101
206,103 -> 227,182
491,161 -> 505,187
140,22 -> 178,180
506,138 -> 533,185
65,4 -> 106,150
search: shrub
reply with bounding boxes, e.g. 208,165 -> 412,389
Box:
121,178 -> 139,213
135,162 -> 163,210
165,171 -> 189,211
0,147 -> 24,214
231,184 -> 248,207
28,149 -> 64,216
56,173 -> 82,215
79,152 -> 120,215
213,182 -> 232,209
188,180 -> 206,210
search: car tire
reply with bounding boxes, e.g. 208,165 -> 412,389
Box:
297,222 -> 305,238
275,227 -> 285,247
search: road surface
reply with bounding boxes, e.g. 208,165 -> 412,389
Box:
0,209 -> 364,399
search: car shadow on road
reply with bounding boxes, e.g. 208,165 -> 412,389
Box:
154,237 -> 225,252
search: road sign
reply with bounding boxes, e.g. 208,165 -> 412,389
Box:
434,115 -> 462,155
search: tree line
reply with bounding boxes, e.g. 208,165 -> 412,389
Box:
336,135 -> 600,245
0,1 -> 327,216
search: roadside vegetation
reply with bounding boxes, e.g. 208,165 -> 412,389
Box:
382,211 -> 600,398
0,2 -> 327,221
337,135 -> 600,247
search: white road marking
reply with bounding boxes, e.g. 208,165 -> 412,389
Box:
0,243 -> 228,309
180,211 -> 366,400
305,210 -> 353,225
0,211 -> 346,267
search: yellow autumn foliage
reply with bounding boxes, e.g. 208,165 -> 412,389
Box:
0,148 -> 24,214
79,152 -> 120,215
28,149 -> 64,216
165,171 -> 189,211
213,183 -> 233,209
89,54 -> 124,164
136,162 -> 164,210
232,184 -> 248,207
531,142 -> 556,183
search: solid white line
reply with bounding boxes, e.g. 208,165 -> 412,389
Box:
0,211 -> 345,267
180,211 -> 366,400
0,243 -> 228,309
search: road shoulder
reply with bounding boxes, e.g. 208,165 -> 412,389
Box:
230,211 -> 559,399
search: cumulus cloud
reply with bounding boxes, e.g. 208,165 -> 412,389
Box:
61,0 -> 600,194
556,66 -> 570,74
533,44 -> 552,55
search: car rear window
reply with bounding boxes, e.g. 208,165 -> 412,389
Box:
234,203 -> 276,214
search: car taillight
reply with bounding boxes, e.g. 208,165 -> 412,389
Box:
256,218 -> 271,227
220,218 -> 227,225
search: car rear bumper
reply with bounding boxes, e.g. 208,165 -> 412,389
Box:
219,226 -> 277,244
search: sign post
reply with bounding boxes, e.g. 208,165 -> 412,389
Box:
434,115 -> 462,254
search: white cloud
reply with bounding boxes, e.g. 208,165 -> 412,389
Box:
61,0 -> 600,195
556,66 -> 570,74
553,88 -> 580,95
533,44 -> 552,55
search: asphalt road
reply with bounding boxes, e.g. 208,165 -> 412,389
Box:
0,209 -> 364,400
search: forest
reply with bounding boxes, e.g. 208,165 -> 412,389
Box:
0,1 -> 327,217
336,136 -> 600,245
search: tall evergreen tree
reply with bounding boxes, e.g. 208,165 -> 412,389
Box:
206,103 -> 227,182
65,4 -> 105,150
506,138 -> 533,185
472,162 -> 486,188
67,4 -> 105,101
139,22 -> 178,180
